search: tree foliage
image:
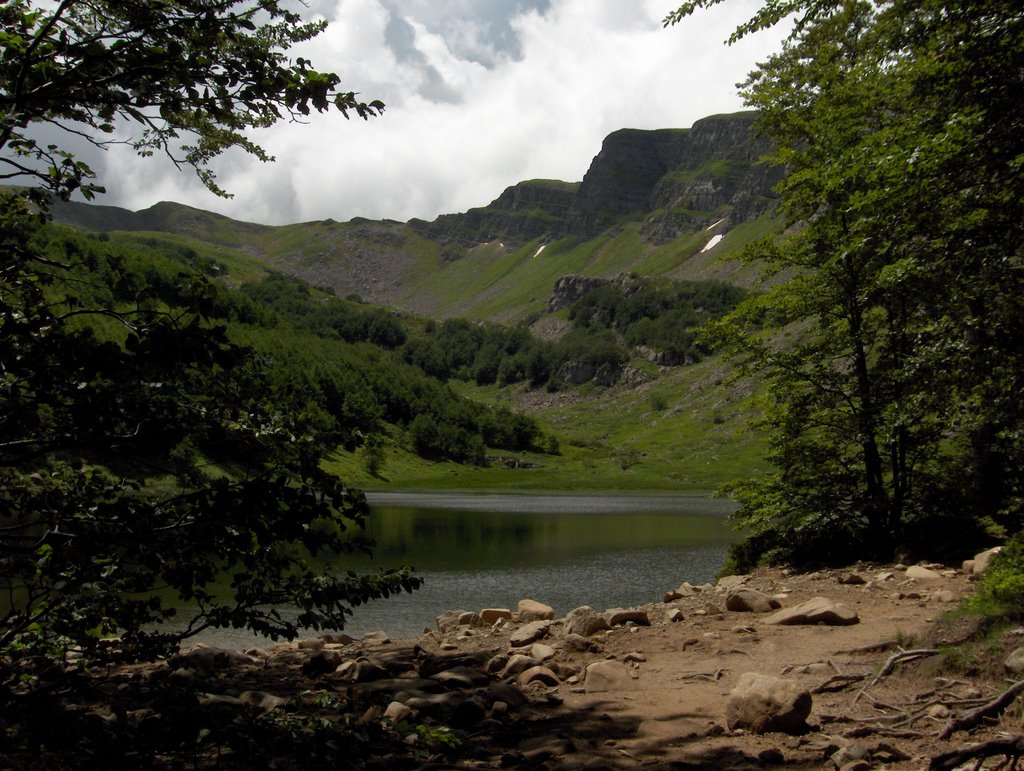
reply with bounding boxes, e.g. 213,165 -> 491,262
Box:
668,0 -> 1024,567
1,0 -> 383,200
0,1 -> 419,663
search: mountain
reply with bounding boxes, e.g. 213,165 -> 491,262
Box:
49,111 -> 782,321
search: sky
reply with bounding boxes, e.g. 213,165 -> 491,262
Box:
94,0 -> 788,226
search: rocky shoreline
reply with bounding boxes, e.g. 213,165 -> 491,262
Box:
13,550 -> 1024,770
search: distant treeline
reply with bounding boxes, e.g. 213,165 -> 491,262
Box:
402,277 -> 747,389
78,237 -> 541,465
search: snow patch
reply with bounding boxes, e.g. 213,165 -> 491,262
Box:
701,234 -> 724,252
532,244 -> 547,259
705,218 -> 726,231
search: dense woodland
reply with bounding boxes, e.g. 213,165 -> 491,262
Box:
2,0 -> 1024,765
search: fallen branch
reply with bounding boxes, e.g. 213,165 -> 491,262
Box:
675,669 -> 725,683
812,673 -> 868,693
939,680 -> 1024,740
869,648 -> 940,687
843,726 -> 927,740
929,733 -> 1024,771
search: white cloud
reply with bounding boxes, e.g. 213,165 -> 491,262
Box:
95,0 -> 787,225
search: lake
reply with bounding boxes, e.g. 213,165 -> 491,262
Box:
195,491 -> 736,649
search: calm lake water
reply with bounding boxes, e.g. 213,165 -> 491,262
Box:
198,491 -> 735,649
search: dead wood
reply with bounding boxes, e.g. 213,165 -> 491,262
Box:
929,733 -> 1024,771
939,680 -> 1024,740
869,648 -> 940,686
812,673 -> 868,693
675,669 -> 725,682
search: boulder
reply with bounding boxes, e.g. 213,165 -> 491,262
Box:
582,660 -> 638,693
666,607 -> 685,623
1005,646 -> 1024,675
531,643 -> 556,662
564,606 -> 610,637
431,666 -> 490,689
436,610 -> 470,633
726,672 -> 812,734
563,633 -> 602,653
518,666 -> 560,687
716,575 -> 749,593
383,701 -> 414,723
763,597 -> 859,626
725,588 -> 781,613
972,547 -> 1002,576
517,599 -> 555,621
603,608 -> 651,627
905,565 -> 942,581
510,620 -> 552,647
480,608 -> 513,625
501,654 -> 542,678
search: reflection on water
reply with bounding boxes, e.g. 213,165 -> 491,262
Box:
199,491 -> 736,649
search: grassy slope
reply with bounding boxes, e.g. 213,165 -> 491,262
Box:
324,353 -> 766,493
61,203 -> 776,495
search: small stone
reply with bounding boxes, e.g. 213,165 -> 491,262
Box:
296,637 -> 325,650
838,573 -> 866,585
622,652 -> 646,664
931,590 -> 956,603
665,608 -> 684,623
906,565 -> 942,581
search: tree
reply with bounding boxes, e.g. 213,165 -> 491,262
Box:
1,1 -> 418,661
667,0 -> 1024,567
1,0 -> 383,201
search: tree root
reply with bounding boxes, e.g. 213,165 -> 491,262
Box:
674,669 -> 725,682
929,733 -> 1024,771
939,680 -> 1024,740
870,648 -> 940,686
812,673 -> 868,693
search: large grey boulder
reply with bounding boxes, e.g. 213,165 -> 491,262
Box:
763,597 -> 859,626
726,672 -> 812,734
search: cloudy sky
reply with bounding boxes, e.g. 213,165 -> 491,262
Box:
96,0 -> 787,225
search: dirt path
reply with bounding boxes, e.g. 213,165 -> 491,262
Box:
410,561 -> 1018,768
12,562 -> 1021,770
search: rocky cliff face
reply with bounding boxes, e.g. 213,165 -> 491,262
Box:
567,112 -> 781,239
410,112 -> 781,250
409,179 -> 578,255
